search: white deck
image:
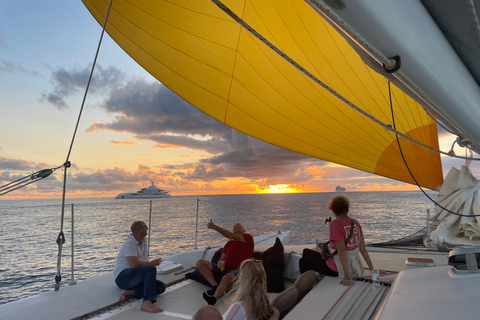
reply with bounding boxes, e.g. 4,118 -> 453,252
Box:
0,232 -> 288,320
284,246 -> 450,320
0,242 -> 465,320
375,265 -> 480,320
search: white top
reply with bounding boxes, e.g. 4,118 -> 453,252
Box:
113,235 -> 148,278
223,301 -> 251,320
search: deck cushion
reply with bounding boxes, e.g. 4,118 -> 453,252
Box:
255,238 -> 286,292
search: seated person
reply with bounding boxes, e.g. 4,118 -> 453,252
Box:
196,220 -> 254,306
223,259 -> 279,320
113,221 -> 166,313
299,195 -> 374,286
192,305 -> 223,320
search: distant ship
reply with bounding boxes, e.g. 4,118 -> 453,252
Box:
335,186 -> 346,192
115,181 -> 171,199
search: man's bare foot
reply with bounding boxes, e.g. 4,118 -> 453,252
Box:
119,289 -> 135,301
140,300 -> 163,313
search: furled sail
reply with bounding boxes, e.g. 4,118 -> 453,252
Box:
428,164 -> 480,246
83,0 -> 443,189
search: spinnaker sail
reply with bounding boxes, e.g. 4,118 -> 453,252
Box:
83,0 -> 443,189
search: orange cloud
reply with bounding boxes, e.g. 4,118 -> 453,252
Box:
111,140 -> 138,145
305,165 -> 326,176
153,143 -> 183,149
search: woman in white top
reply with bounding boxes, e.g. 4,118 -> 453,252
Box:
223,259 -> 278,320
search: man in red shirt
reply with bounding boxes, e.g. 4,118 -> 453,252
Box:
197,220 -> 254,305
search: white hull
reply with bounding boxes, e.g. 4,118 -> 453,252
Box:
115,193 -> 171,199
115,181 -> 171,199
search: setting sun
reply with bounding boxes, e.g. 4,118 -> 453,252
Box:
259,184 -> 300,194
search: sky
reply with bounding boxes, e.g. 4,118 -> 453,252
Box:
0,0 -> 478,200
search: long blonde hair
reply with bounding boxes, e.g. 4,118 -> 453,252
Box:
227,259 -> 274,320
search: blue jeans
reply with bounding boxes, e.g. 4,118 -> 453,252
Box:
115,266 -> 166,302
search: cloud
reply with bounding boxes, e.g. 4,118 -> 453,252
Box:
0,156 -> 39,171
184,137 -> 317,181
40,65 -> 125,109
148,134 -> 228,154
0,60 -> 42,77
82,77 -> 323,182
87,79 -> 230,136
111,140 -> 138,146
65,165 -> 181,192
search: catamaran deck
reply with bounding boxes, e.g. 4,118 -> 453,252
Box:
0,244 -> 450,320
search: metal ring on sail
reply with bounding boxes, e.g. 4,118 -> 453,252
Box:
211,0 -> 479,162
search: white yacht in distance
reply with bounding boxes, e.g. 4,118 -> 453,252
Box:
115,181 -> 171,199
335,186 -> 346,192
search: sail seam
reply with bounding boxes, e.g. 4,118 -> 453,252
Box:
223,1 -> 247,123
210,0 -> 479,161
240,2 -> 386,156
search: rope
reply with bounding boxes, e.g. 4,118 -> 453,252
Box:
210,0 -> 480,161
54,0 -> 115,291
0,165 -> 63,196
388,81 -> 480,217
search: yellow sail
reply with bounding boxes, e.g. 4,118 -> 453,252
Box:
83,0 -> 443,189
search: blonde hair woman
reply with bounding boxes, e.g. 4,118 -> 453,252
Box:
223,259 -> 278,320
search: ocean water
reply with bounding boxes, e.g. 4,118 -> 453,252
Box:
0,191 -> 437,305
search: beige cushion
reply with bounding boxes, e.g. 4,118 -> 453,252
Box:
293,270 -> 316,303
271,287 -> 298,320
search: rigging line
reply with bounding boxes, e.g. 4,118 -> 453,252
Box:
211,0 -> 480,161
54,0 -> 115,291
249,2 -> 388,153
388,81 -> 480,217
0,165 -> 63,196
64,4 -> 112,163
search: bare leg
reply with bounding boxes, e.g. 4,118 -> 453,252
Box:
214,273 -> 235,300
196,259 -> 218,287
140,300 -> 163,313
119,289 -> 135,301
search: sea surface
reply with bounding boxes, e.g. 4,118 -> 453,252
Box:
0,191 -> 437,305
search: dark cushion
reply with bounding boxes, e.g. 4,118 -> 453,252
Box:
185,268 -> 223,288
264,237 -> 284,259
211,248 -> 223,265
261,238 -> 285,292
264,251 -> 285,292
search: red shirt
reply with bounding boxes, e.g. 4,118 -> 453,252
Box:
222,233 -> 254,270
326,217 -> 362,272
